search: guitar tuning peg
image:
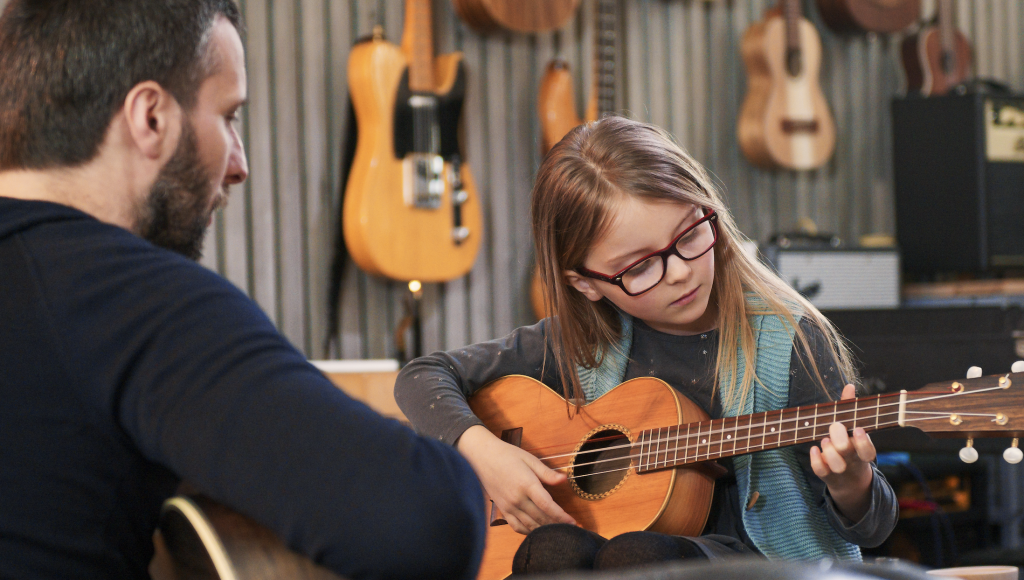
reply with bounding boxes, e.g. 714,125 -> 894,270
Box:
966,366 -> 983,379
1004,438 -> 1023,465
1012,361 -> 1024,373
959,438 -> 979,464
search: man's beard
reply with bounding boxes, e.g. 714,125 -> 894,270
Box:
136,122 -> 219,261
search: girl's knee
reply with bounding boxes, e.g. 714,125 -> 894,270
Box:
595,531 -> 706,570
512,524 -> 607,574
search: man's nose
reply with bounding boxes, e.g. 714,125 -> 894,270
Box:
224,132 -> 248,186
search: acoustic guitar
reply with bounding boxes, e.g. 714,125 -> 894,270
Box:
155,495 -> 343,580
530,0 -> 620,320
469,368 -> 1024,580
900,0 -> 972,97
816,0 -> 920,34
343,0 -> 482,282
738,0 -> 836,171
453,0 -> 580,34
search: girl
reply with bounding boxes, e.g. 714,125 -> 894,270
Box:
395,116 -> 897,573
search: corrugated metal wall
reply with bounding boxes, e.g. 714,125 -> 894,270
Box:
5,0 -> 1017,359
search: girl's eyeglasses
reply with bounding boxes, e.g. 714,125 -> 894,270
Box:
576,209 -> 718,297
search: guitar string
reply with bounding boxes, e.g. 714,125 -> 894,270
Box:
560,413 -> 982,481
529,382 -> 1010,466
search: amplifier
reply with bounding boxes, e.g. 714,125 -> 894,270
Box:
764,246 -> 901,309
892,92 -> 1024,274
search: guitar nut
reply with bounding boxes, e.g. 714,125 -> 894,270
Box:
950,414 -> 963,426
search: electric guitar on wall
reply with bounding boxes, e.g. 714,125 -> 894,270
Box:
531,0 -> 619,320
471,367 -> 1024,580
900,0 -> 972,97
343,0 -> 482,282
738,0 -> 836,171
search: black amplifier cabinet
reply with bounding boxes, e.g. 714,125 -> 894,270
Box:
892,93 -> 1024,275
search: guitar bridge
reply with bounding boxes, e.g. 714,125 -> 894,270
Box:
781,119 -> 819,134
404,153 -> 445,209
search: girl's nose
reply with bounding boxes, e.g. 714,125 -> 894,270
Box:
662,253 -> 692,285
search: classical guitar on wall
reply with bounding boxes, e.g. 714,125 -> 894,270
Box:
471,367 -> 1024,580
453,0 -> 580,34
738,0 -> 836,171
530,0 -> 619,320
901,0 -> 972,97
343,0 -> 482,282
816,0 -> 921,34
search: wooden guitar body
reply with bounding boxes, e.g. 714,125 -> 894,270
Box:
538,60 -> 593,154
901,27 -> 972,97
738,15 -> 836,171
453,0 -> 580,34
343,35 -> 482,281
816,0 -> 920,34
469,376 -> 715,580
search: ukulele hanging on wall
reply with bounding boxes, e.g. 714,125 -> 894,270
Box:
900,0 -> 972,97
343,0 -> 483,282
816,0 -> 921,34
738,0 -> 836,171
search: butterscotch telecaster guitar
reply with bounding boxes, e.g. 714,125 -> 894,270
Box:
738,0 -> 836,170
343,0 -> 482,282
470,368 -> 1024,579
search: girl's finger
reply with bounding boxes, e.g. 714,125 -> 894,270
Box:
809,446 -> 832,479
840,384 -> 856,400
852,428 -> 877,463
820,438 -> 848,474
828,422 -> 852,455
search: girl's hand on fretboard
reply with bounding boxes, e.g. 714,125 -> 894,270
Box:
809,384 -> 877,522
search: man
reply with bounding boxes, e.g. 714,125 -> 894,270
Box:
0,1 -> 485,578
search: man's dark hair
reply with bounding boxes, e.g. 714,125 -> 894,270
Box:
0,0 -> 243,170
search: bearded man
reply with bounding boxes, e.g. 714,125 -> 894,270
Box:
0,1 -> 485,578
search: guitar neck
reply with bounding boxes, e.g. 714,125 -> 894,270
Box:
403,0 -> 435,92
594,0 -> 617,117
635,393 -> 900,473
937,0 -> 956,73
782,0 -> 803,77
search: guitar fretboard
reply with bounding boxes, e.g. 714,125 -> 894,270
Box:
634,393 -> 897,473
594,0 -> 617,117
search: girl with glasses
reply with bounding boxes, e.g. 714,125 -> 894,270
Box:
395,116 -> 896,573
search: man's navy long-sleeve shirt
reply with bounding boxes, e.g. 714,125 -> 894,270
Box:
0,197 -> 486,579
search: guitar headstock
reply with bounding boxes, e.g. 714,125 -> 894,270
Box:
907,362 -> 1024,464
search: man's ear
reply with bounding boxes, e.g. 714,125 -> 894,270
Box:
122,81 -> 181,160
563,270 -> 605,302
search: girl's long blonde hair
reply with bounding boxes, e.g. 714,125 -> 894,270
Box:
533,116 -> 857,411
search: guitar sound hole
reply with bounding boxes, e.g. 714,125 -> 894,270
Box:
573,429 -> 632,496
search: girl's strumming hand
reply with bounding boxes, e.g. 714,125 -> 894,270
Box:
456,424 -> 577,534
809,384 -> 877,522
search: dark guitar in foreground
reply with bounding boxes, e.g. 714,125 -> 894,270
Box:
155,495 -> 343,580
469,371 -> 1024,580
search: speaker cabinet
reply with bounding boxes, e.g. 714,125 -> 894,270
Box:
892,93 -> 1024,275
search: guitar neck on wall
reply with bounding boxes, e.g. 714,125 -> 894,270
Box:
901,0 -> 972,97
738,0 -> 836,171
342,0 -> 482,282
470,368 -> 1024,580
